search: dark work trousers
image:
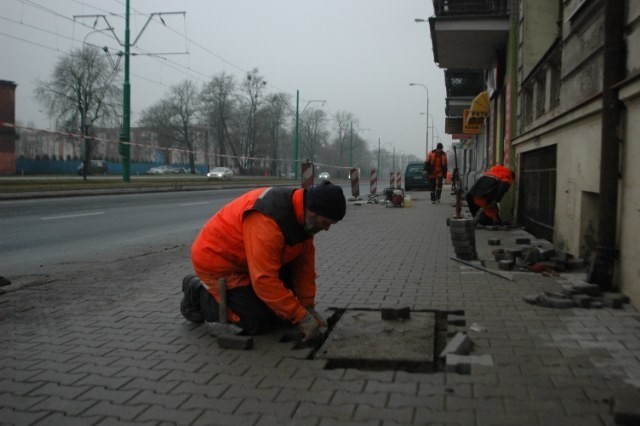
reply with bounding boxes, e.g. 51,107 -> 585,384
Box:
429,176 -> 444,202
196,265 -> 294,335
466,193 -> 481,218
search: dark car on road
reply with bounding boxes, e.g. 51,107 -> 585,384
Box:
404,162 -> 429,191
77,160 -> 108,175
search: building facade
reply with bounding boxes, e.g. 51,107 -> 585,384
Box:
428,0 -> 640,305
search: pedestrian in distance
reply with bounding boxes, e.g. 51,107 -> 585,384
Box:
180,181 -> 347,342
466,164 -> 515,226
425,142 -> 448,204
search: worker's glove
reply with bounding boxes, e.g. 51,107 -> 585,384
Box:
307,307 -> 327,327
298,312 -> 324,341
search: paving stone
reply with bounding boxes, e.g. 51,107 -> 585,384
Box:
30,395 -> 97,416
135,405 -> 202,424
83,400 -> 147,421
439,332 -> 474,357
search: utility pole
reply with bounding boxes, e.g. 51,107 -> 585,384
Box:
76,7 -> 186,183
119,0 -> 131,182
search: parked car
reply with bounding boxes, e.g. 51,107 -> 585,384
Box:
404,162 -> 429,191
146,165 -> 183,175
318,172 -> 330,181
77,160 -> 108,176
206,167 -> 233,180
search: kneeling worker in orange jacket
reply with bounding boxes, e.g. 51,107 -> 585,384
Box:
181,181 -> 346,341
466,164 -> 515,225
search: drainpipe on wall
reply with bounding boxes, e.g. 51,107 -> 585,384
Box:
588,0 -> 626,291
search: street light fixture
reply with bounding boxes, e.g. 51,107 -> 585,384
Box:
409,83 -> 430,155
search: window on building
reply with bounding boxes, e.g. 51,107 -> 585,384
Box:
536,74 -> 546,118
522,84 -> 534,127
549,61 -> 561,110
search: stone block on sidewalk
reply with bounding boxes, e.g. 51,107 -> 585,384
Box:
603,293 -> 626,309
538,246 -> 556,261
571,294 -> 592,308
446,353 -> 493,375
572,283 -> 602,297
612,389 -> 640,425
498,260 -> 514,271
439,332 -> 473,358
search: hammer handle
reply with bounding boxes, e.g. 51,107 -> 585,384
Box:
218,278 -> 227,324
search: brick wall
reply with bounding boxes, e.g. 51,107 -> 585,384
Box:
0,80 -> 17,174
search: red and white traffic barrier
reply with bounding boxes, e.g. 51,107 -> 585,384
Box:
390,172 -> 395,189
350,167 -> 360,198
370,168 -> 377,194
396,171 -> 402,189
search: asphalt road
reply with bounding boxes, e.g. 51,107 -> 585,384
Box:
0,188 -> 255,279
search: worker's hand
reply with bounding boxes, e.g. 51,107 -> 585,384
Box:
298,312 -> 324,341
307,307 -> 327,327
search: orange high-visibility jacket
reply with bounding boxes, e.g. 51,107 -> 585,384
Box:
191,187 -> 315,324
426,149 -> 448,179
468,164 -> 514,203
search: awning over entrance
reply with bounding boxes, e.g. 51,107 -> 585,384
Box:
466,90 -> 490,125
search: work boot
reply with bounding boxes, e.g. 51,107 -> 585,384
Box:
180,274 -> 205,323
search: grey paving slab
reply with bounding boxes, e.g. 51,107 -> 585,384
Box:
1,187 -> 640,425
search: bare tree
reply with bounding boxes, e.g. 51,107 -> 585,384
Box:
239,68 -> 267,174
34,46 -> 121,179
200,72 -> 237,169
300,108 -> 328,165
139,80 -> 201,172
139,99 -> 174,160
169,80 -> 200,172
262,92 -> 291,176
332,110 -> 359,176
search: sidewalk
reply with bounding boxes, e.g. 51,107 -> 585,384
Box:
1,188 -> 640,425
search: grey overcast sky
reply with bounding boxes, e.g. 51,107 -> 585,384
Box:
1,0 -> 447,160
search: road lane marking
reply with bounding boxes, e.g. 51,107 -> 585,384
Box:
179,202 -> 209,206
41,212 -> 105,220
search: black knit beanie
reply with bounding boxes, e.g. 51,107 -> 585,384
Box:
306,181 -> 346,221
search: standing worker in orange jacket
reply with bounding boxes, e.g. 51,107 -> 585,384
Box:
466,164 -> 515,225
180,181 -> 346,341
425,143 -> 448,204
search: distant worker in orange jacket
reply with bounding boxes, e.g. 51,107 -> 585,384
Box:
425,143 -> 448,204
466,164 -> 515,225
180,181 -> 346,341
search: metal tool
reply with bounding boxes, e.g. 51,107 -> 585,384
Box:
207,278 -> 243,337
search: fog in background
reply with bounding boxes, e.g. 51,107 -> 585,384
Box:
1,0 -> 448,159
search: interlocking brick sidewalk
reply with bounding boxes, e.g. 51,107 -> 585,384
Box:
1,188 -> 640,425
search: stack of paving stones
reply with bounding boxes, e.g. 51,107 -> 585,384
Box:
448,217 -> 477,260
490,238 -> 585,273
523,281 -> 630,309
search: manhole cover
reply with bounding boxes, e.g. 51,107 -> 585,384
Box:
315,310 -> 437,372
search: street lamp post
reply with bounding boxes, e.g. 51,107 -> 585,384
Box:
409,82 -> 430,156
419,112 -> 429,155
